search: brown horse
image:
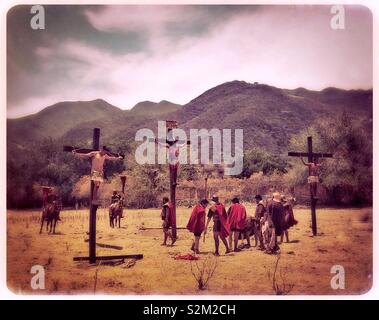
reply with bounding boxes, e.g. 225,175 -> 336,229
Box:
109,198 -> 123,228
40,200 -> 61,234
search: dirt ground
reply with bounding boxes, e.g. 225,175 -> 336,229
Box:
7,204 -> 372,295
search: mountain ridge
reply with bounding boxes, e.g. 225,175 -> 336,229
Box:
7,80 -> 372,154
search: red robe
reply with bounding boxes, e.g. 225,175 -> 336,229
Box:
187,204 -> 206,235
215,203 -> 230,238
227,203 -> 247,231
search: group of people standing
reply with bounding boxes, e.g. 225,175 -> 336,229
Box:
160,192 -> 298,256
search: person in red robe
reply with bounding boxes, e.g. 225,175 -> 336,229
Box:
204,195 -> 231,256
227,197 -> 247,252
161,197 -> 176,246
187,199 -> 209,254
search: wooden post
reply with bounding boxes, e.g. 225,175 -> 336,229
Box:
166,124 -> 178,240
288,136 -> 333,236
88,128 -> 100,263
150,120 -> 191,240
170,169 -> 177,239
307,137 -> 317,236
204,176 -> 208,199
311,197 -> 318,236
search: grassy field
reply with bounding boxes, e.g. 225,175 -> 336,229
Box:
7,204 -> 372,295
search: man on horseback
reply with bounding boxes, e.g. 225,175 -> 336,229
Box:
109,194 -> 124,228
40,193 -> 61,234
111,190 -> 121,204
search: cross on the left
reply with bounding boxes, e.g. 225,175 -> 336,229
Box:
64,128 -> 142,263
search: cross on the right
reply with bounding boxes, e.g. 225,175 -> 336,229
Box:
288,136 -> 333,236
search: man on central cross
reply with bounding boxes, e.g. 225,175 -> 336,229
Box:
156,138 -> 187,187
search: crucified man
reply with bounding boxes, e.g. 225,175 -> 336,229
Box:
156,139 -> 187,187
301,157 -> 322,198
72,146 -> 123,204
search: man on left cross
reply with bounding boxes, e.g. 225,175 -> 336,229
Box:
73,146 -> 123,204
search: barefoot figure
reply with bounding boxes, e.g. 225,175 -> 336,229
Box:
227,197 -> 247,252
161,197 -> 176,246
187,199 -> 209,254
205,195 -> 231,256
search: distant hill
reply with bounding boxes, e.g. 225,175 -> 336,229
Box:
129,100 -> 181,116
7,81 -> 372,154
7,99 -> 124,146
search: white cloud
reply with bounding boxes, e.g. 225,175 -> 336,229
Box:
8,5 -> 372,118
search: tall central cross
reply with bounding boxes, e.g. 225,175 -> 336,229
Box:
288,136 -> 333,236
152,120 -> 190,240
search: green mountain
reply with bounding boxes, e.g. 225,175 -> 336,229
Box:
7,81 -> 372,154
171,81 -> 372,152
7,99 -> 124,146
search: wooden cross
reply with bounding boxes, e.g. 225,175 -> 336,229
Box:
64,128 -> 142,263
150,120 -> 190,240
288,136 -> 333,236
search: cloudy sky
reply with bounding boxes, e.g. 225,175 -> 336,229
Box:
7,5 -> 372,118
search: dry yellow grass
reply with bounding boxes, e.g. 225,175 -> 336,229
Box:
7,204 -> 372,295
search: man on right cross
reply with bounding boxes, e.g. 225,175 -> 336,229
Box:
301,157 -> 322,198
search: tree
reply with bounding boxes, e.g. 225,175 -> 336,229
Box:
240,147 -> 287,178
